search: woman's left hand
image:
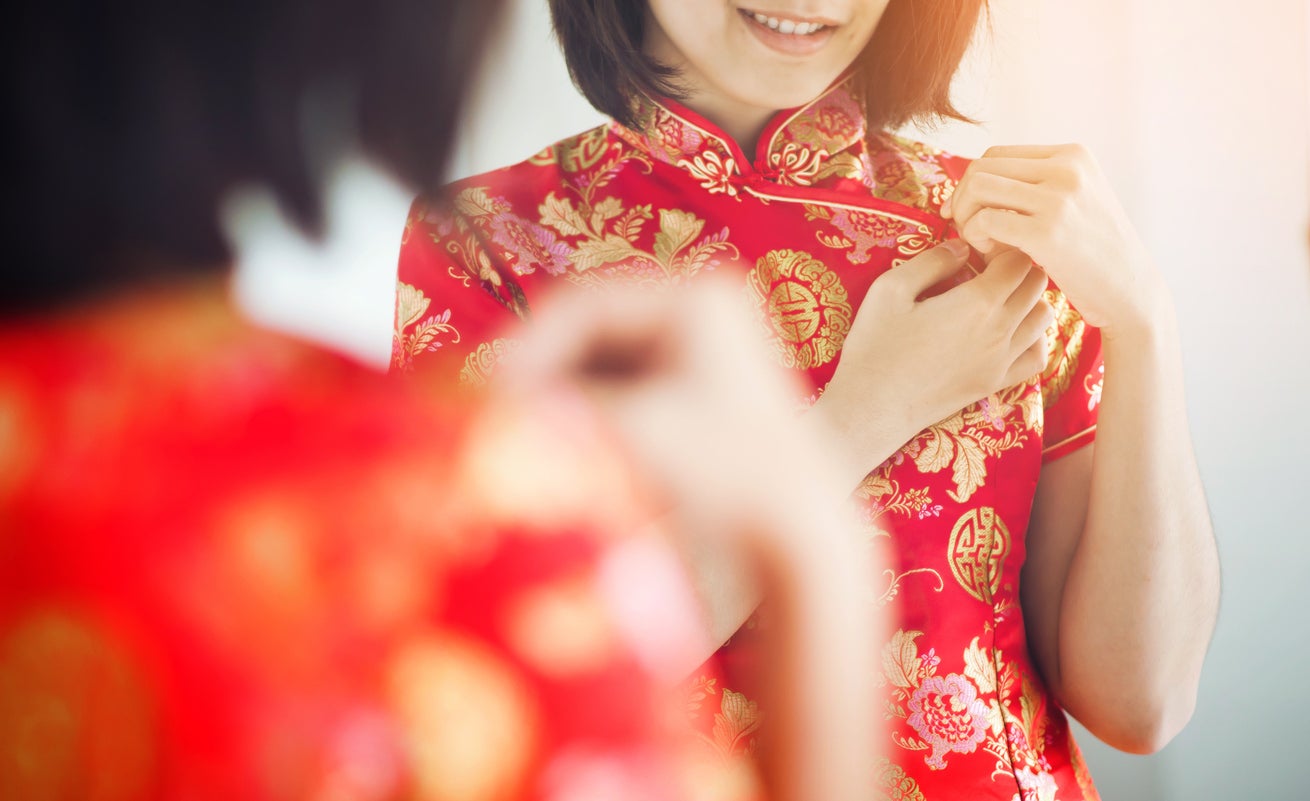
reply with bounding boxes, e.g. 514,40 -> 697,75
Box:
942,144 -> 1167,335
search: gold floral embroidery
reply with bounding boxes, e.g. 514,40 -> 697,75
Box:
679,150 -> 739,197
529,124 -> 610,173
895,385 -> 1035,504
882,628 -> 1067,783
459,338 -> 519,387
811,152 -> 866,184
393,282 -> 461,371
868,133 -> 954,215
518,136 -> 740,288
764,81 -> 867,184
745,249 -> 853,370
802,204 -> 934,266
882,630 -> 990,769
1070,735 -> 1102,800
875,758 -> 927,801
1041,288 -> 1086,409
700,688 -> 760,759
620,98 -> 732,171
855,472 -> 946,605
766,142 -> 825,186
437,188 -> 529,316
947,507 -> 1011,605
687,674 -> 718,717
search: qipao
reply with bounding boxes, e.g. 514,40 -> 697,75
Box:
396,77 -> 1105,801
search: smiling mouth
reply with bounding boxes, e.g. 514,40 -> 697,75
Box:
739,9 -> 833,36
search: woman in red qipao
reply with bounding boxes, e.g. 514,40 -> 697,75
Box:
0,1 -> 877,799
394,1 -> 1221,799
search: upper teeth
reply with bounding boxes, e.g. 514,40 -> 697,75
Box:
752,12 -> 826,35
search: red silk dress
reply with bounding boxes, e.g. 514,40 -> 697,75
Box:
395,79 -> 1106,801
0,284 -> 743,801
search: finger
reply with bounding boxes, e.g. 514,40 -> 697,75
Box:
959,207 -> 1037,257
981,144 -> 1065,159
970,247 -> 1032,300
1010,296 -> 1056,346
1002,266 -> 1051,321
964,157 -> 1051,184
947,172 -> 1048,228
503,285 -> 683,394
881,239 -> 971,300
943,159 -> 1050,219
1001,332 -> 1049,387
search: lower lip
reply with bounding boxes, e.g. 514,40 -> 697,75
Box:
738,10 -> 837,55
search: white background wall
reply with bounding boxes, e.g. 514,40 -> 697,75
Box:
235,1 -> 1310,797
936,4 -> 1310,799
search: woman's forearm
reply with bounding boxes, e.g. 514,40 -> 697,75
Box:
1056,301 -> 1219,752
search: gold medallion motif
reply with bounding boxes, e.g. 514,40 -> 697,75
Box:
947,506 -> 1011,604
746,249 -> 852,370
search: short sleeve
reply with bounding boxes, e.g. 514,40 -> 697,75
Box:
391,195 -> 526,384
1039,284 -> 1104,462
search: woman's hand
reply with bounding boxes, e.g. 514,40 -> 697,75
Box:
946,144 -> 1220,752
498,279 -> 877,801
814,240 -> 1055,486
942,144 -> 1169,336
503,279 -> 841,526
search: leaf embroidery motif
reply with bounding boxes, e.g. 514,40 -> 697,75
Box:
883,629 -> 925,689
710,689 -> 760,755
652,208 -> 705,266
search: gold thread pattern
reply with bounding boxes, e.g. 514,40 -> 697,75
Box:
947,507 -> 1011,605
459,338 -> 519,387
1040,288 -> 1086,409
746,249 -> 853,370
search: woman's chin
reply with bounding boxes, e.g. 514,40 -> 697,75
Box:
737,76 -> 844,113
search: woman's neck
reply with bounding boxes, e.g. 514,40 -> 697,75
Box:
680,90 -> 778,156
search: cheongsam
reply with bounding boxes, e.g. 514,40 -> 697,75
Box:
0,284 -> 739,801
395,76 -> 1107,801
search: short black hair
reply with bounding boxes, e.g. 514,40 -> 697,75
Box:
2,0 -> 502,313
549,0 -> 986,130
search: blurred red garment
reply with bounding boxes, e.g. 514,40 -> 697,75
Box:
395,77 -> 1105,801
0,282 -> 744,801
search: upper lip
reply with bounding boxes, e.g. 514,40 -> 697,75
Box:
740,8 -> 842,26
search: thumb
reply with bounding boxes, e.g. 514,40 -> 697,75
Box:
885,239 -> 972,299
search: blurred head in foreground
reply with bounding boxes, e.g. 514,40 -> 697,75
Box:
3,0 -> 499,314
0,2 -> 697,800
0,3 -> 876,800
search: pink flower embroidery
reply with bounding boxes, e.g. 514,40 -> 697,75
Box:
487,213 -> 575,276
828,209 -> 906,264
977,396 -> 1009,431
906,673 -> 988,769
1012,766 -> 1058,801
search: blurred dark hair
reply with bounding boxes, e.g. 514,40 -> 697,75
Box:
549,0 -> 985,131
3,0 -> 502,313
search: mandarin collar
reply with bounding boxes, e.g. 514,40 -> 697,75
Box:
614,77 -> 870,197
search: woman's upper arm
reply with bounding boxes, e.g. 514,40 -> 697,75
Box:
1021,443 -> 1093,699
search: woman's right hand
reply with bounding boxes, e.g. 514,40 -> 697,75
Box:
813,239 -> 1055,487
499,280 -> 877,801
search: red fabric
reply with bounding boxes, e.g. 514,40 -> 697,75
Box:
0,285 -> 726,801
396,78 -> 1105,800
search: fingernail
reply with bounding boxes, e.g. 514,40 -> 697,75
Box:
942,238 -> 969,258
941,196 -> 953,218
